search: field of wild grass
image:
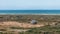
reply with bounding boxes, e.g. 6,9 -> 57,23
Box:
0,25 -> 60,34
0,15 -> 60,34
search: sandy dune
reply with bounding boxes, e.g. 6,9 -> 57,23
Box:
0,21 -> 45,28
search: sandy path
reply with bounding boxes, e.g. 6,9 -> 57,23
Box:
0,21 -> 57,33
0,21 -> 45,28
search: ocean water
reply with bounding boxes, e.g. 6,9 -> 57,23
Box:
0,10 -> 60,15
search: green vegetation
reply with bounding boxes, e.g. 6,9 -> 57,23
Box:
0,15 -> 60,22
19,25 -> 60,34
0,25 -> 60,34
0,25 -> 58,34
0,29 -> 6,31
0,15 -> 60,34
0,32 -> 3,34
10,27 -> 23,29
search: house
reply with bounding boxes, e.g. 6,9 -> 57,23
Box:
30,19 -> 37,24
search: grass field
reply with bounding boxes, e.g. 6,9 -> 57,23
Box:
0,15 -> 60,34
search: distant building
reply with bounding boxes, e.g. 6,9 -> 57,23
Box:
30,20 -> 37,24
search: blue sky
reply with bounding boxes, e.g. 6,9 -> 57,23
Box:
0,0 -> 60,10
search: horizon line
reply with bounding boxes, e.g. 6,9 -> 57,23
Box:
0,9 -> 60,10
0,13 -> 60,15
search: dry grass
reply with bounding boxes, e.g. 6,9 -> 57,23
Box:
0,21 -> 46,34
0,15 -> 60,34
0,21 -> 45,28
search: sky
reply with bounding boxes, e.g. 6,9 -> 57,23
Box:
0,0 -> 60,10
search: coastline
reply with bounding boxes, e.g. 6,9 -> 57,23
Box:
0,13 -> 60,15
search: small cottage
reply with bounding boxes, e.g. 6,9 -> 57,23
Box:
30,19 -> 37,24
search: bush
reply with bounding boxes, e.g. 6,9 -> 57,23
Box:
0,32 -> 3,34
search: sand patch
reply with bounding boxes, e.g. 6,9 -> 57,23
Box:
0,21 -> 45,28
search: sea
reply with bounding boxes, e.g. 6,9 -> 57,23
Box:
0,10 -> 60,15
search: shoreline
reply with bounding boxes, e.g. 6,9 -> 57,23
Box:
0,13 -> 59,15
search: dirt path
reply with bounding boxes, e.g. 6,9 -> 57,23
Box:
0,21 -> 46,33
1,21 -> 45,28
0,21 -> 57,33
8,29 -> 31,32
